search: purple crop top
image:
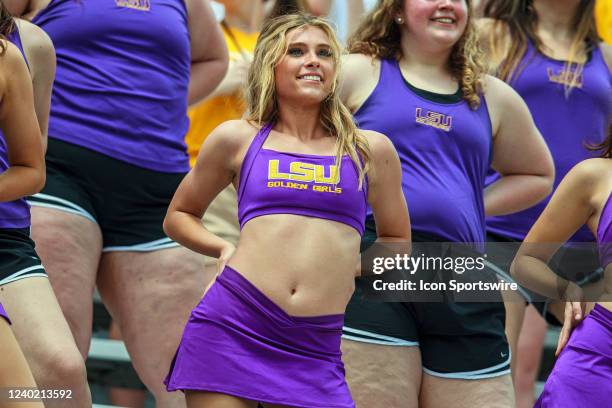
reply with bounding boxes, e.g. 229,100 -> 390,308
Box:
598,191 -> 612,268
237,124 -> 367,235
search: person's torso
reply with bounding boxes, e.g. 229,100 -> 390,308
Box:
237,123 -> 367,236
33,0 -> 191,172
0,25 -> 32,228
354,58 -> 492,244
487,41 -> 612,241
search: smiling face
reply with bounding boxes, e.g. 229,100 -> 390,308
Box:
400,0 -> 469,49
274,25 -> 336,106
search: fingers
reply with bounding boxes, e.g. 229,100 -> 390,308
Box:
571,301 -> 583,321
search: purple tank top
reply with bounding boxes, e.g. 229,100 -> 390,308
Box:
32,0 -> 190,173
487,42 -> 611,242
238,124 -> 367,235
0,26 -> 31,229
598,191 -> 612,268
354,59 -> 492,244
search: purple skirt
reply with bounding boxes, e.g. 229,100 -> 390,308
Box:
165,266 -> 355,408
535,304 -> 612,407
0,302 -> 10,324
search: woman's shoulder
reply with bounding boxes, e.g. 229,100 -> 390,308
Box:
358,129 -> 396,159
206,119 -> 261,151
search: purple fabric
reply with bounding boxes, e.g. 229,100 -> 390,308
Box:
487,42 -> 611,242
0,302 -> 10,324
165,265 -> 355,408
353,59 -> 492,245
32,0 -> 190,173
0,25 -> 31,229
237,124 -> 367,235
598,192 -> 612,267
534,304 -> 612,407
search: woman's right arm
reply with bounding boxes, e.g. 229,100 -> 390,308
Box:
163,120 -> 250,258
0,42 -> 45,201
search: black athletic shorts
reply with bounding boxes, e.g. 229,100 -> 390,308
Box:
343,218 -> 510,379
0,228 -> 46,286
28,138 -> 186,252
486,231 -> 602,325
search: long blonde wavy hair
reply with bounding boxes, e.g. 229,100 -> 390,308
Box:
347,0 -> 486,110
246,13 -> 370,187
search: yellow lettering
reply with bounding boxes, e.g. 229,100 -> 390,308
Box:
289,162 -> 316,182
268,160 -> 292,180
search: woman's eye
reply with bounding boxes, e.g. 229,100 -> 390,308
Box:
318,49 -> 333,58
288,48 -> 303,56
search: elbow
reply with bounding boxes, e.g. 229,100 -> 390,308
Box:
33,171 -> 46,194
509,255 -> 528,287
162,213 -> 176,242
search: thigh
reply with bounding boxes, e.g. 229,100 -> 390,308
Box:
341,339 -> 421,408
343,287 -> 421,407
0,317 -> 38,388
30,207 -> 102,355
97,247 -> 209,391
420,373 -> 514,408
186,391 -> 257,408
0,277 -> 83,382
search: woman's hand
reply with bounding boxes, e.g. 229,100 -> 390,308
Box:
555,301 -> 588,356
217,242 -> 236,275
555,283 -> 587,356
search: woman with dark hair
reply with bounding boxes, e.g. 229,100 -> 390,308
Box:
339,0 -> 554,406
0,5 -> 49,407
511,128 -> 612,407
5,0 -> 229,406
479,1 -> 611,405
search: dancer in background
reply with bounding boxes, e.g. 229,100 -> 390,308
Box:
0,3 -> 90,407
6,1 -> 228,406
512,128 -> 611,407
339,0 -> 554,406
165,13 -> 409,407
479,1 -> 611,405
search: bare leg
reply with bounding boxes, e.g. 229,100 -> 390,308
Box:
0,318 -> 44,408
108,320 -> 146,408
514,305 -> 547,408
97,247 -> 210,408
502,289 -> 527,382
341,339 -> 421,408
186,391 -> 257,408
30,207 -> 103,357
420,373 -> 514,408
0,277 -> 91,408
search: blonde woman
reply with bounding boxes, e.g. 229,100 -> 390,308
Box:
339,0 -> 554,406
164,13 -> 409,408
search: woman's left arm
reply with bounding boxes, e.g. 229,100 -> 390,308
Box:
185,0 -> 229,105
510,160 -> 597,300
365,130 -> 411,244
484,75 -> 555,216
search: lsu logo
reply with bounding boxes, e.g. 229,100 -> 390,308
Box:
547,67 -> 583,88
415,108 -> 452,132
268,160 -> 340,184
116,0 -> 151,11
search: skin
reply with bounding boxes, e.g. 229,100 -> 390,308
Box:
511,157 -> 612,350
339,1 -> 554,407
164,25 -> 410,407
0,43 -> 45,408
5,1 -> 227,407
477,2 -> 611,406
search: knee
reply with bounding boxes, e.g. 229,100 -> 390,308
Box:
36,347 -> 87,387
